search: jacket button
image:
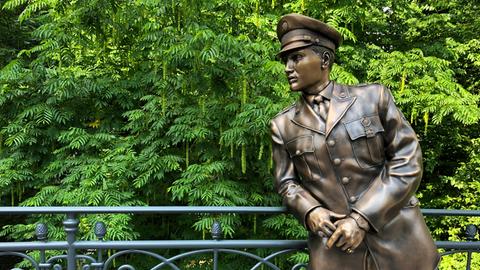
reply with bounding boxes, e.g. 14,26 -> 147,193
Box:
327,140 -> 335,147
342,177 -> 350,184
365,128 -> 374,137
333,158 -> 341,165
349,196 -> 357,203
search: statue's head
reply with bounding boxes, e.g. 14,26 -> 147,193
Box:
276,14 -> 342,93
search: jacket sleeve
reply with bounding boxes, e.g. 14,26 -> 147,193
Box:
271,119 -> 321,227
352,86 -> 423,232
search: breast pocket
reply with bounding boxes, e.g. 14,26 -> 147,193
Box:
344,115 -> 385,168
285,135 -> 314,180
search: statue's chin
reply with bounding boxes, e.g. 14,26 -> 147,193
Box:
289,84 -> 302,92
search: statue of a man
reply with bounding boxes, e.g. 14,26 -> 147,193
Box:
270,14 -> 440,270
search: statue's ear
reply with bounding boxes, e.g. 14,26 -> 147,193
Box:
321,51 -> 331,69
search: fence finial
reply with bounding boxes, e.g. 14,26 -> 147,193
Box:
465,224 -> 478,241
211,220 -> 222,240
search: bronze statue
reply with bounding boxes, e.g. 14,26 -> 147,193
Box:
271,14 -> 440,270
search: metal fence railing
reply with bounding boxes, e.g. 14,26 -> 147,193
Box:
0,207 -> 478,270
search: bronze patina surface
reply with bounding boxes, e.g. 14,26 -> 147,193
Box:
271,13 -> 440,270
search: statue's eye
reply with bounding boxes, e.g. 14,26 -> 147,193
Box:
292,54 -> 303,62
282,53 -> 303,65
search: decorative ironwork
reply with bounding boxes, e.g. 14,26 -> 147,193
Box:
0,207 -> 478,270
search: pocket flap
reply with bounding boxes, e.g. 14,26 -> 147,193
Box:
286,135 -> 314,157
344,115 -> 384,140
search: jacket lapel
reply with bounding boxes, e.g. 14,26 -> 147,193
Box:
325,83 -> 356,137
291,95 -> 326,134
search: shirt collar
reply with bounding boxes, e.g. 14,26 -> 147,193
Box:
303,81 -> 333,105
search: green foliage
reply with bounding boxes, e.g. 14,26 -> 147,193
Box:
368,48 -> 480,126
0,0 -> 479,269
444,138 -> 480,209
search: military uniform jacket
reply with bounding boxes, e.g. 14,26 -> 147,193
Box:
271,82 -> 440,270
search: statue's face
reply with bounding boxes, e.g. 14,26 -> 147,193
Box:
283,47 -> 326,93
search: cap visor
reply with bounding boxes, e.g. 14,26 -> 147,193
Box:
277,41 -> 312,58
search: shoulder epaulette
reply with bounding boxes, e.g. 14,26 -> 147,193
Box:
353,82 -> 382,87
274,103 -> 296,117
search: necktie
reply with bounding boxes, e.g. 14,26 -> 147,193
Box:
313,95 -> 329,120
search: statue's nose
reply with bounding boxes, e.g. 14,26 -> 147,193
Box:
285,60 -> 294,74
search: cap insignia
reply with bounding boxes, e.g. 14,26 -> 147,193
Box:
281,21 -> 289,32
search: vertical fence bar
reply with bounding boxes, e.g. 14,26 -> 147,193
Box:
211,220 -> 222,270
213,250 -> 219,270
465,224 -> 478,270
465,251 -> 472,270
36,223 -> 48,270
63,213 -> 79,270
95,221 -> 106,270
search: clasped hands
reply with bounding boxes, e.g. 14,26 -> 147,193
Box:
306,207 -> 367,253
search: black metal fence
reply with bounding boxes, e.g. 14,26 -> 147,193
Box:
0,207 -> 478,270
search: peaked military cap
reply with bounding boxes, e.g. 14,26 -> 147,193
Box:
276,13 -> 342,56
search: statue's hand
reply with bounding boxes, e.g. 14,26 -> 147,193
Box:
306,207 -> 346,237
326,217 -> 366,252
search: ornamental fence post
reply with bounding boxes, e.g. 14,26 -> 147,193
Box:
211,220 -> 222,270
465,224 -> 478,270
63,213 -> 79,270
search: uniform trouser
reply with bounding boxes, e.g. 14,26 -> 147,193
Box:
307,237 -> 440,270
